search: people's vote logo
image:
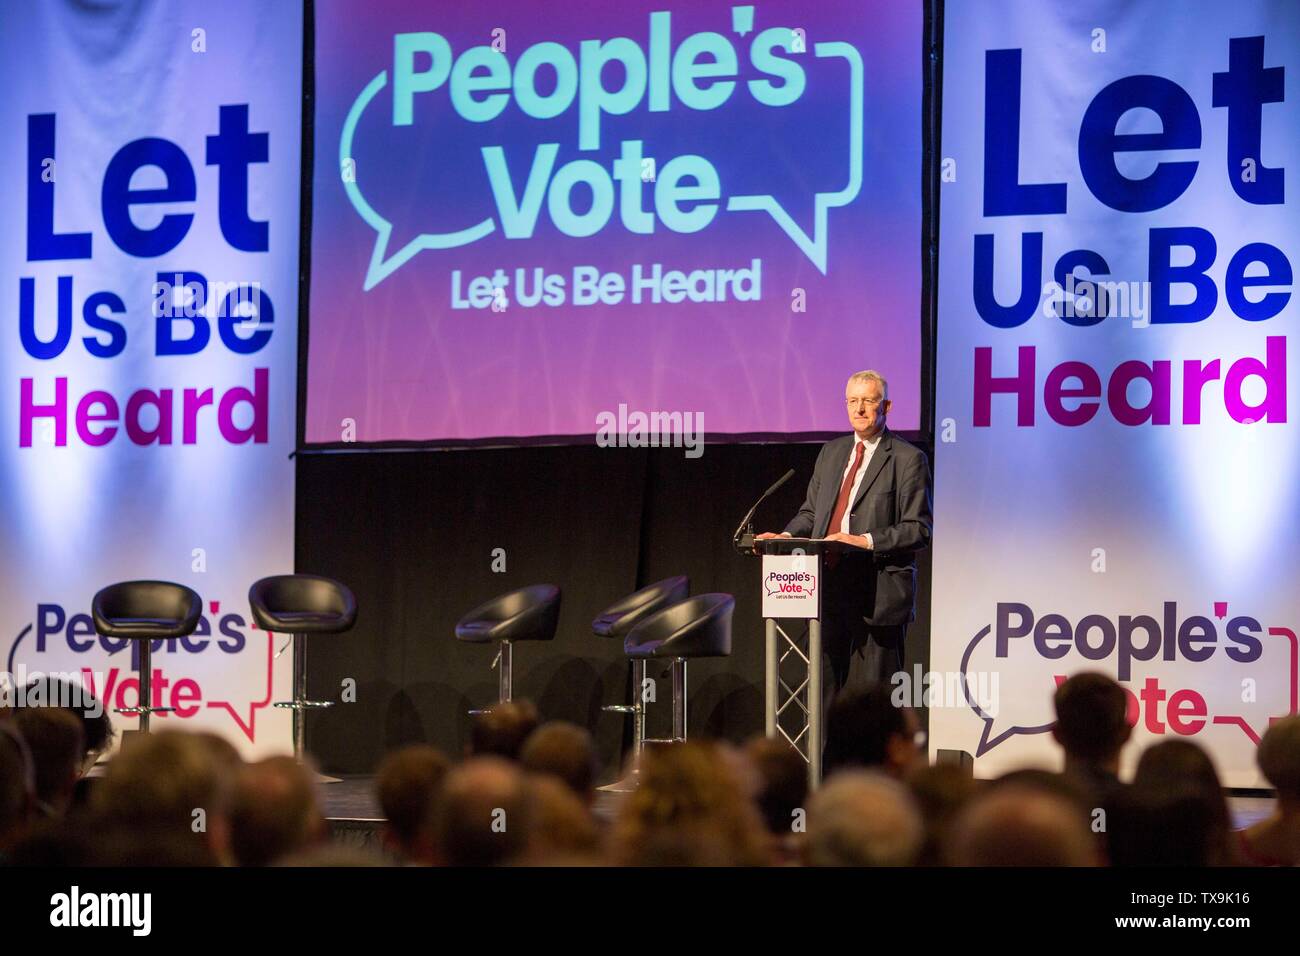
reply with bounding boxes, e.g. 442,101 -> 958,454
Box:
338,5 -> 865,289
764,570 -> 817,600
959,600 -> 1297,756
7,599 -> 276,743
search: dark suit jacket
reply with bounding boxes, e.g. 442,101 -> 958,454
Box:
783,429 -> 933,627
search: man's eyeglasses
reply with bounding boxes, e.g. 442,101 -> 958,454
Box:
845,398 -> 884,408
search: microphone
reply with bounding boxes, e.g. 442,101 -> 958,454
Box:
732,468 -> 796,554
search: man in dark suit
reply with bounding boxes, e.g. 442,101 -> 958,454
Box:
757,370 -> 932,709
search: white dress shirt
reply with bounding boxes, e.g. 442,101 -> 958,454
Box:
839,433 -> 880,543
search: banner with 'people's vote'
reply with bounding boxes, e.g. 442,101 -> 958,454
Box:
931,0 -> 1300,785
0,1 -> 301,755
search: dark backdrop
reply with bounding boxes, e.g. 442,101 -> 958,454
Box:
296,439 -> 932,778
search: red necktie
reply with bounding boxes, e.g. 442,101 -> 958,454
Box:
825,441 -> 864,568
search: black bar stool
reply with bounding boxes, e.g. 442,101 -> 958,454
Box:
92,581 -> 202,733
455,584 -> 560,712
593,576 -> 689,761
248,574 -> 356,763
625,593 -> 734,743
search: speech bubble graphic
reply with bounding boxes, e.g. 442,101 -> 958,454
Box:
340,71 -> 496,292
205,628 -> 277,743
1210,626 -> 1298,745
725,40 -> 864,274
959,624 -> 1055,757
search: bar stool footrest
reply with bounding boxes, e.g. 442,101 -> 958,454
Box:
273,699 -> 335,710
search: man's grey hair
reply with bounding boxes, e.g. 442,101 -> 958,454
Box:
847,370 -> 888,399
805,770 -> 922,867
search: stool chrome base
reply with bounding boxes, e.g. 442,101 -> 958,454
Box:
274,633 -> 341,782
272,701 -> 341,783
467,640 -> 514,716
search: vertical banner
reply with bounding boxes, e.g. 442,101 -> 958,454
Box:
932,0 -> 1299,785
0,1 -> 301,755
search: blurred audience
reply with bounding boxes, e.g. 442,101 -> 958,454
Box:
1239,714 -> 1300,866
469,700 -> 540,761
0,686 -> 1287,869
806,770 -> 923,866
11,707 -> 83,820
433,757 -> 530,866
1051,672 -> 1131,811
609,741 -> 769,866
229,756 -> 328,866
11,675 -> 115,771
520,721 -> 598,804
745,736 -> 809,863
91,729 -> 238,866
823,684 -> 923,779
0,724 -> 35,860
375,744 -> 450,864
906,763 -> 977,865
519,774 -> 602,864
949,783 -> 1099,866
1120,739 -> 1235,866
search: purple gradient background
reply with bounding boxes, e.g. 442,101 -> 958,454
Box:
306,0 -> 921,443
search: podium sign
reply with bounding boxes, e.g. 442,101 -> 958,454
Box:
760,554 -> 822,620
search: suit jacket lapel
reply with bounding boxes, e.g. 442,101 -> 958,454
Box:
849,431 -> 892,513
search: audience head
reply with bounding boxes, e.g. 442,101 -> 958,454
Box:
11,707 -> 84,818
434,757 -> 529,866
0,723 -> 36,852
375,744 -> 450,863
824,684 -> 924,778
520,721 -> 598,803
469,700 -> 540,761
744,736 -> 809,839
229,756 -> 327,867
519,774 -> 601,863
1109,780 -> 1221,867
20,675 -> 114,769
610,741 -> 769,866
805,770 -> 923,866
1098,739 -> 1228,867
92,730 -> 237,865
1136,740 -> 1229,826
949,783 -> 1098,866
906,763 -> 978,865
1052,672 -> 1131,769
1257,714 -> 1300,805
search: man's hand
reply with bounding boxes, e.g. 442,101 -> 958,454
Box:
824,531 -> 872,550
753,531 -> 790,555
